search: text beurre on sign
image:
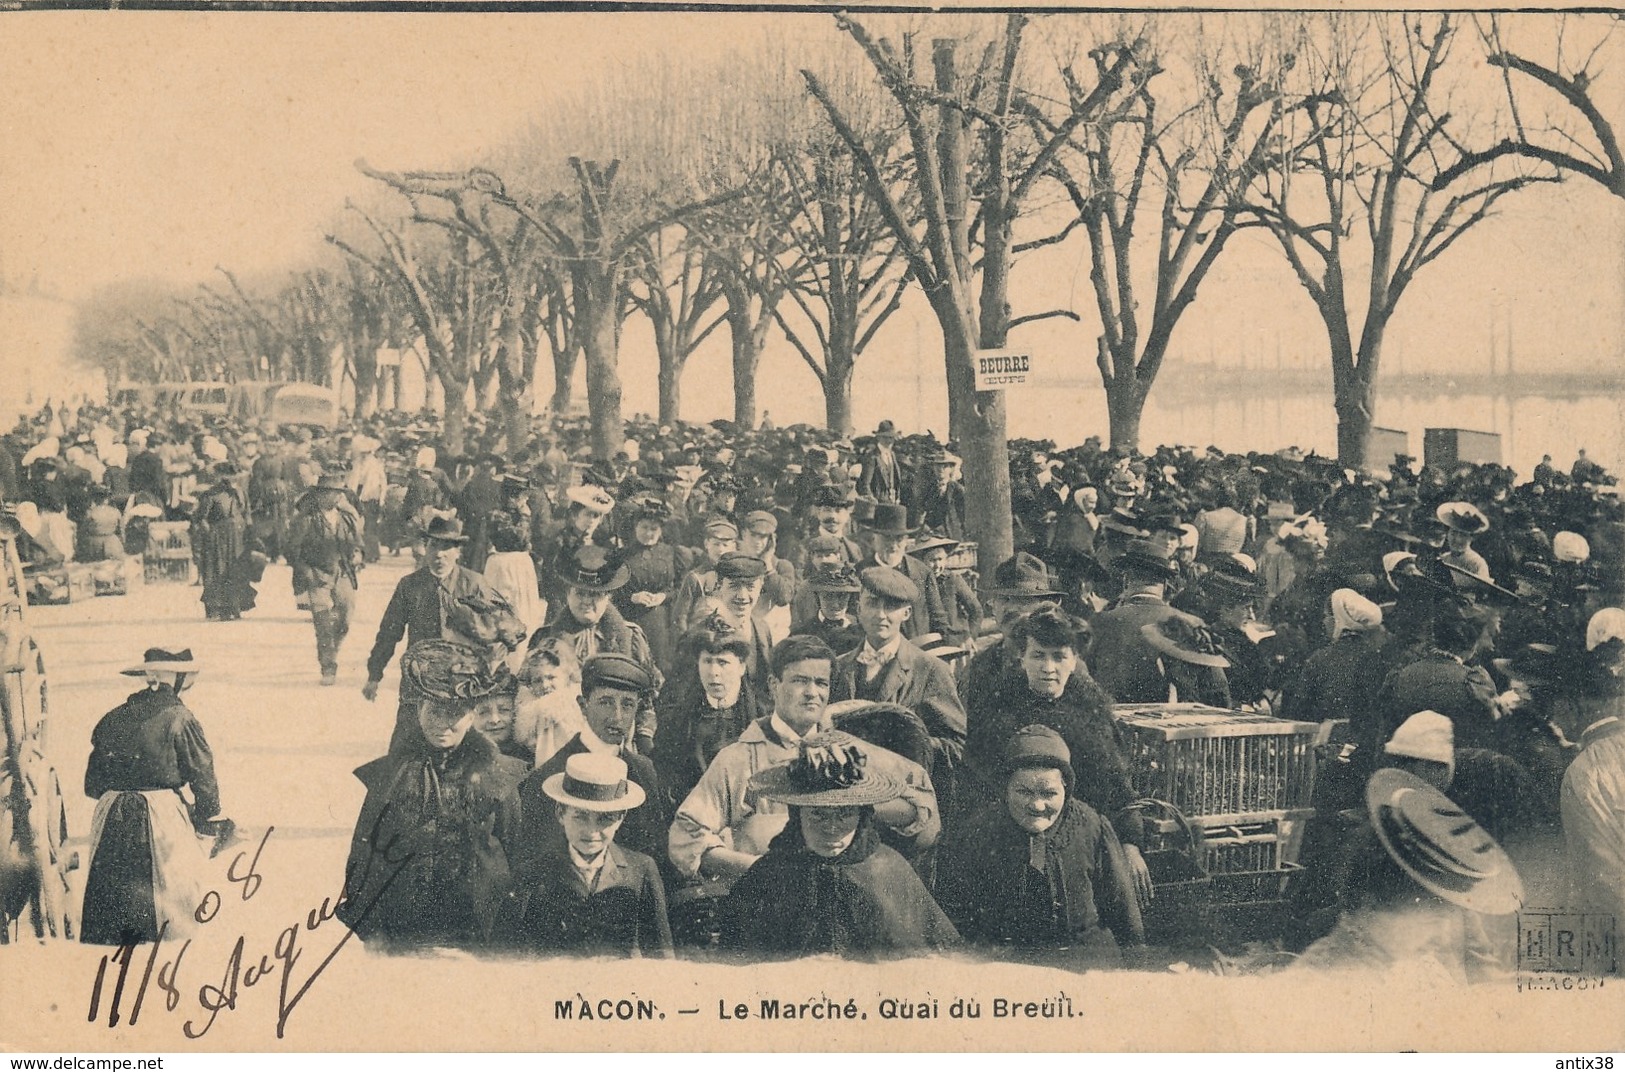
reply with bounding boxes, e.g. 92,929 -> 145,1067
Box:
973,349 -> 1034,390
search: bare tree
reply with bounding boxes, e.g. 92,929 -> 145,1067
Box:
1242,13 -> 1554,467
768,135 -> 914,435
1434,14 -> 1624,199
806,13 -> 1139,570
327,197 -> 502,455
1025,19 -> 1322,450
627,225 -> 727,425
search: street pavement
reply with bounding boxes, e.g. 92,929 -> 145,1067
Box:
35,551 -> 417,950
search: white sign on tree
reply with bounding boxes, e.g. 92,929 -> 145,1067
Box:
973,349 -> 1035,390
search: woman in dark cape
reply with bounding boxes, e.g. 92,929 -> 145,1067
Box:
718,737 -> 958,959
193,462 -> 250,620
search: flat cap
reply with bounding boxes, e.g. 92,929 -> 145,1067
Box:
715,551 -> 768,581
860,565 -> 919,604
580,653 -> 654,696
743,509 -> 778,535
703,516 -> 740,539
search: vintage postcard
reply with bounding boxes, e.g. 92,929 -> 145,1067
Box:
0,2 -> 1621,1054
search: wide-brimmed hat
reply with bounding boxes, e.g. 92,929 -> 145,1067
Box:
1440,562 -> 1521,608
542,752 -> 646,813
859,502 -> 917,536
419,515 -> 468,545
1141,615 -> 1231,668
911,632 -> 965,663
981,551 -> 1064,598
1100,507 -> 1148,538
121,647 -> 201,677
566,485 -> 616,514
1434,501 -> 1490,536
555,545 -> 629,592
748,736 -> 903,808
1116,542 -> 1180,580
1365,768 -> 1524,915
400,639 -> 500,701
1492,642 -> 1568,686
909,529 -> 959,557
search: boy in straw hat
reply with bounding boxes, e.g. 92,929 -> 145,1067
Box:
516,751 -> 673,958
82,648 -> 227,945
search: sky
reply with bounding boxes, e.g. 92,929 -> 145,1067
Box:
1,10 -> 1621,468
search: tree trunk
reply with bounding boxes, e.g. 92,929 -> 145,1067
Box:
1105,369 -> 1145,453
654,321 -> 682,426
1335,396 -> 1373,470
550,345 -> 578,416
351,336 -> 379,419
440,372 -> 467,457
581,288 -> 623,460
731,289 -> 767,435
822,365 -> 854,436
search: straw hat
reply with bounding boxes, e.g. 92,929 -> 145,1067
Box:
1365,768 -> 1524,915
121,647 -> 201,677
542,752 -> 646,812
748,737 -> 903,807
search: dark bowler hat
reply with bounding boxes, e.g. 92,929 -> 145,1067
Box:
860,565 -> 920,604
812,484 -> 854,509
420,515 -> 469,545
859,502 -> 917,536
981,551 -> 1064,598
715,551 -> 769,581
580,652 -> 654,697
555,544 -> 629,592
1203,553 -> 1259,603
873,419 -> 898,440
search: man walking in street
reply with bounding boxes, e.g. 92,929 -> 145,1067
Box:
363,515 -> 526,748
289,463 -> 365,686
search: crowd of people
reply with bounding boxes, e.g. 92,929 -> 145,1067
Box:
10,393 -> 1619,975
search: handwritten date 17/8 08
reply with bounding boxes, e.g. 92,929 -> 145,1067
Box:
86,806 -> 416,1041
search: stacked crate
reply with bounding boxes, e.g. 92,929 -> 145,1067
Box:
1110,703 -> 1320,941
143,522 -> 193,584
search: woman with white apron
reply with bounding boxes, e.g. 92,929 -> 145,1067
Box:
80,648 -> 223,945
